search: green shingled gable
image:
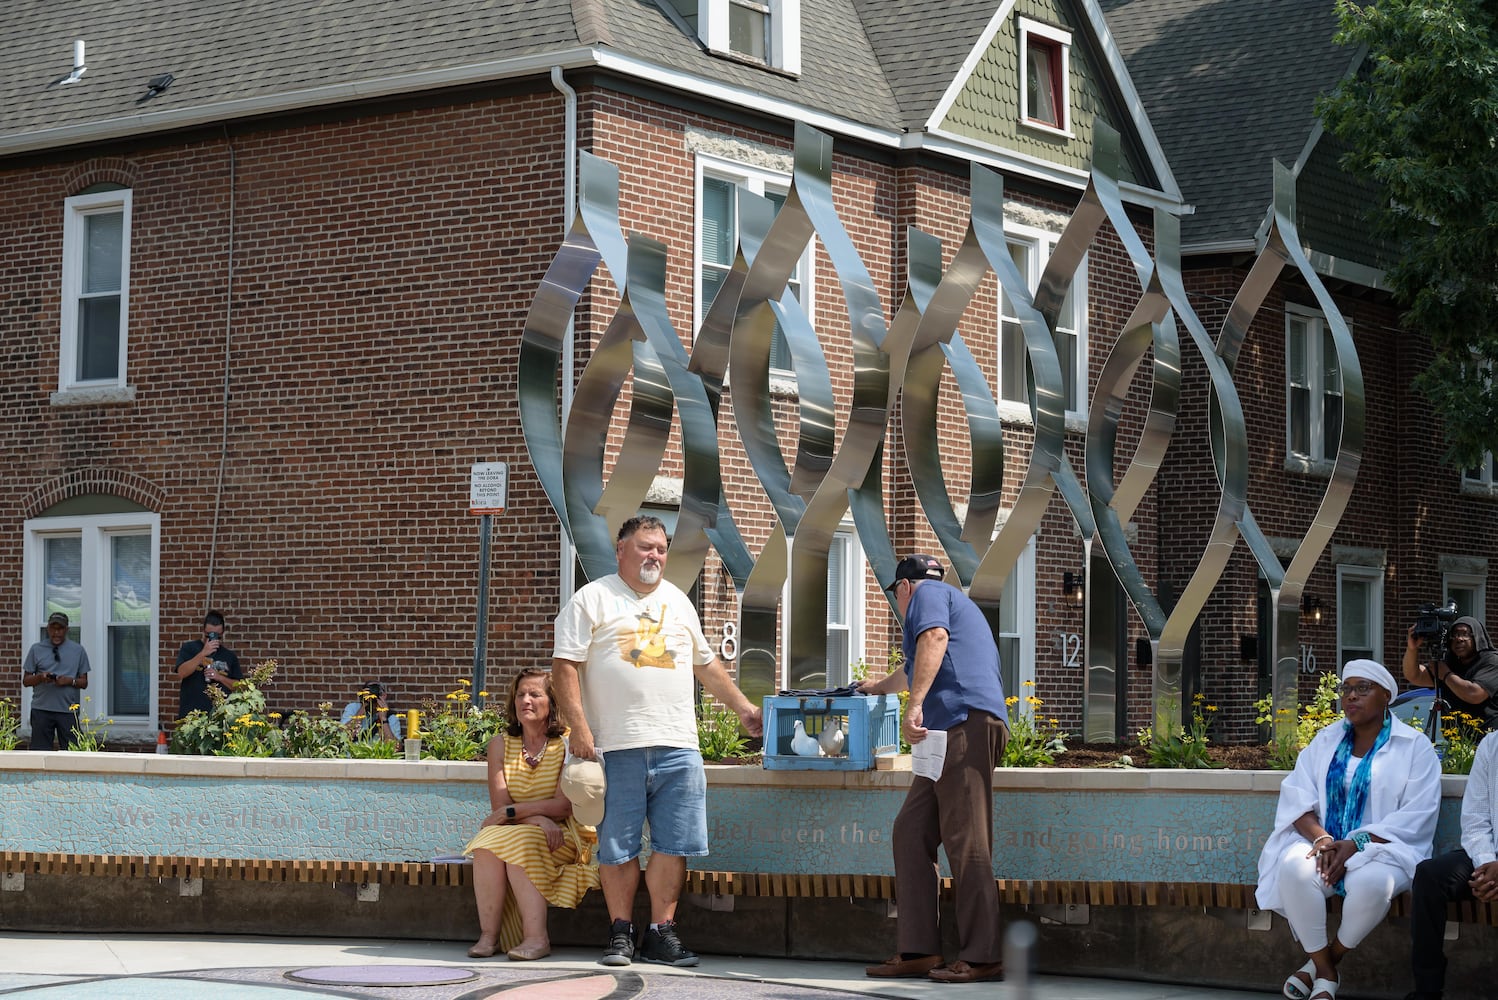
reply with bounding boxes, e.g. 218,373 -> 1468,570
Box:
938,0 -> 1139,185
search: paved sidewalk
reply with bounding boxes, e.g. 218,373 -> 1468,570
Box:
0,932 -> 1273,998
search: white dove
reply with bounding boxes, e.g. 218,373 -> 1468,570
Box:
818,717 -> 846,757
790,719 -> 822,756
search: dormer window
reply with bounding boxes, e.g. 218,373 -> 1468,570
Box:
1018,18 -> 1071,136
670,0 -> 800,73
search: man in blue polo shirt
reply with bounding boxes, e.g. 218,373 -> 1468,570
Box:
856,554 -> 1008,984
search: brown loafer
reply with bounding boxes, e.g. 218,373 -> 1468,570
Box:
865,954 -> 944,978
929,960 -> 1004,983
507,941 -> 552,961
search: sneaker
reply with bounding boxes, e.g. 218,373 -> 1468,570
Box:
638,921 -> 699,967
600,919 -> 635,967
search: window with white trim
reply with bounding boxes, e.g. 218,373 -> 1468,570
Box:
696,156 -> 810,378
998,226 -> 1087,420
1001,538 -> 1036,710
1444,572 -> 1486,621
60,186 -> 132,390
1286,306 -> 1343,466
1018,18 -> 1071,135
23,511 -> 158,729
1337,564 -> 1382,667
674,0 -> 801,71
824,527 -> 864,687
1460,355 -> 1495,491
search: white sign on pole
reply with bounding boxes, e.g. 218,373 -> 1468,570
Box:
469,462 -> 508,515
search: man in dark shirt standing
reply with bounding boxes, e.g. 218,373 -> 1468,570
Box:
175,610 -> 243,718
1402,615 -> 1498,730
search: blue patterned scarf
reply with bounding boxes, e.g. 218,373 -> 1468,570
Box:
1322,711 -> 1392,894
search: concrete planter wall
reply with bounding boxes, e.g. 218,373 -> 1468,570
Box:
0,752 -> 1467,873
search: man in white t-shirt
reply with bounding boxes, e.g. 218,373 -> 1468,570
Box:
553,515 -> 762,969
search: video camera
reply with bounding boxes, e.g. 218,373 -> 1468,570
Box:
1412,600 -> 1459,644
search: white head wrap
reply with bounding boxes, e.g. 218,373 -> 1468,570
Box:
1341,658 -> 1398,700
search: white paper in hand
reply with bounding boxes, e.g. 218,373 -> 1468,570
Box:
911,728 -> 947,781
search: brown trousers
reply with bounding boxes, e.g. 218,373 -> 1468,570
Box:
892,709 -> 1008,963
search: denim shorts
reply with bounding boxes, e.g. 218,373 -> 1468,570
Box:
597,746 -> 708,865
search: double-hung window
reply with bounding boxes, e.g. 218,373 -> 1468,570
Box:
696,156 -> 809,379
682,0 -> 801,71
1336,564 -> 1383,668
1018,18 -> 1071,135
1444,572 -> 1486,620
823,527 -> 864,687
1285,306 -> 1343,467
998,225 -> 1087,421
60,186 -> 132,390
24,511 -> 159,730
1460,354 -> 1495,492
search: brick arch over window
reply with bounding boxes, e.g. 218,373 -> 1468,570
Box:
22,467 -> 165,518
61,158 -> 138,197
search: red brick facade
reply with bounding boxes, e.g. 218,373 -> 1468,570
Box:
3,77 -> 1487,745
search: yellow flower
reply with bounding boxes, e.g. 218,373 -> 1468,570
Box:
1206,705 -> 1219,712
478,690 -> 489,698
1023,680 -> 1036,687
1005,696 -> 1020,706
445,692 -> 458,700
268,712 -> 282,720
69,703 -> 81,711
458,679 -> 472,687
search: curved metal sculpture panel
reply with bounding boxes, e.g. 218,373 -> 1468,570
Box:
514,121 -> 1360,744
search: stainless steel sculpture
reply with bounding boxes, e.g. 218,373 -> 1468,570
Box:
517,121 -> 1360,742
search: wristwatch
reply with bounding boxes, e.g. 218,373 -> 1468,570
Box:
1351,831 -> 1371,852
505,806 -> 517,820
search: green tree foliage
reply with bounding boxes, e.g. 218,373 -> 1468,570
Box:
1320,0 -> 1498,469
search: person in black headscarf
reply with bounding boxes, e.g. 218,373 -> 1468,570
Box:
1402,615 -> 1498,730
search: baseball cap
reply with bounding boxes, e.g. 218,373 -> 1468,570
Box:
560,756 -> 607,827
47,612 -> 70,627
884,554 -> 945,591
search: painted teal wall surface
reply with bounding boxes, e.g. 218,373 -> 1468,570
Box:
0,770 -> 489,861
0,759 -> 1466,884
697,785 -> 1464,882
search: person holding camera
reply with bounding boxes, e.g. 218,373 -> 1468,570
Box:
1402,614 -> 1498,731
21,611 -> 91,750
174,610 -> 243,718
340,681 -> 403,741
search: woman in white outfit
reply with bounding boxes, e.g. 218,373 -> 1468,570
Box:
1255,659 -> 1441,1000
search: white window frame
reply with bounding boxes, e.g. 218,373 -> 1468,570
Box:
823,524 -> 865,688
59,188 -> 132,391
1459,354 -> 1496,495
698,0 -> 801,72
1018,17 -> 1072,137
1336,564 -> 1383,668
694,153 -> 814,382
22,511 -> 160,735
1444,571 -> 1487,621
1003,538 -> 1037,716
1284,305 -> 1344,473
997,223 -> 1088,426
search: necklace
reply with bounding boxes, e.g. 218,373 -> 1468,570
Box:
521,741 -> 547,768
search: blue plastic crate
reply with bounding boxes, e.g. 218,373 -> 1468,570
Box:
761,693 -> 901,770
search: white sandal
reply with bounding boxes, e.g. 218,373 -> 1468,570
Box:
1282,960 -> 1316,1000
1307,977 -> 1338,1000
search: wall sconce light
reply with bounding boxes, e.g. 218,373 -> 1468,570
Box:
1300,595 -> 1323,625
1062,570 -> 1085,605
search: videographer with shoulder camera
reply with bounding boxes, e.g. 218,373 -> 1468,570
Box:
174,610 -> 243,719
1402,608 -> 1498,731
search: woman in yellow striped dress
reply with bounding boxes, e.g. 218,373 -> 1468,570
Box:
464,668 -> 599,959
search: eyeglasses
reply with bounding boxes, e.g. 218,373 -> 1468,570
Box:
1339,682 -> 1379,698
1452,629 -> 1474,640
